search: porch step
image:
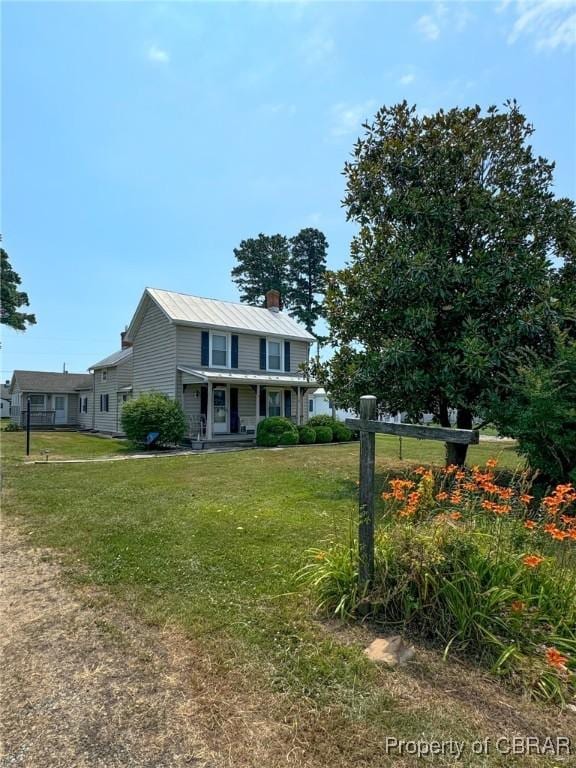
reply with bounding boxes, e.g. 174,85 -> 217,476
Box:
189,439 -> 256,450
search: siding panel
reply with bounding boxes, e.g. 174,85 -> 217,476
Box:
133,297 -> 177,398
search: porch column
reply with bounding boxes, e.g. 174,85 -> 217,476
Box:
296,386 -> 301,425
255,384 -> 260,427
206,381 -> 213,440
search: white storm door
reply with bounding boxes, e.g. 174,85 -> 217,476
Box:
54,395 -> 67,424
213,386 -> 228,434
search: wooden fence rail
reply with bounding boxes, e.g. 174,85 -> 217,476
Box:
346,396 -> 479,593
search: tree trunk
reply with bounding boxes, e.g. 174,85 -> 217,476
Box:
445,408 -> 473,466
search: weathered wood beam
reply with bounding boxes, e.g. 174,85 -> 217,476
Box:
346,419 -> 479,445
358,396 -> 377,593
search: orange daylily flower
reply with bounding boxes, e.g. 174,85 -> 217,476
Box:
510,600 -> 526,613
522,554 -> 544,568
435,491 -> 449,502
520,494 -> 534,505
486,458 -> 498,469
545,647 -> 569,670
524,520 -> 537,530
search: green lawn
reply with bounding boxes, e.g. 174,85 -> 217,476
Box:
5,431 -> 563,768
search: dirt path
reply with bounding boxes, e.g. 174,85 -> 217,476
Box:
0,523 -> 221,768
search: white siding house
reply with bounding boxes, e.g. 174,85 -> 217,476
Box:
90,346 -> 133,434
124,287 -> 317,446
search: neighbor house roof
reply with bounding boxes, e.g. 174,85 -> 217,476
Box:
90,347 -> 133,370
1,384 -> 11,400
126,288 -> 316,342
10,370 -> 93,394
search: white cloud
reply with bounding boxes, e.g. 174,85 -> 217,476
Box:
417,14 -> 441,40
147,45 -> 170,64
504,0 -> 576,50
399,73 -> 416,85
416,1 -> 473,41
330,100 -> 377,138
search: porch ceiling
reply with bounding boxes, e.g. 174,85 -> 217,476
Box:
177,366 -> 317,388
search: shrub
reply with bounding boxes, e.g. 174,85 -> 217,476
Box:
278,431 -> 299,446
256,416 -> 298,447
301,460 -> 576,704
4,421 -> 21,432
490,337 -> 576,483
307,415 -> 338,428
314,425 -> 333,443
120,393 -> 187,447
332,422 -> 352,442
297,425 -> 316,444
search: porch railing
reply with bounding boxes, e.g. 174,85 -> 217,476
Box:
16,409 -> 56,427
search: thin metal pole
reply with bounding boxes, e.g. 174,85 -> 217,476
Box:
26,398 -> 31,456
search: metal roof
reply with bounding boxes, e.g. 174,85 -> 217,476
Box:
10,370 -> 93,394
145,288 -> 316,341
90,347 -> 133,370
177,366 -> 317,388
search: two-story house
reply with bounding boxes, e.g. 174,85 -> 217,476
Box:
122,287 -> 317,446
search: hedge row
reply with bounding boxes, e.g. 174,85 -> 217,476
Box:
256,416 -> 356,448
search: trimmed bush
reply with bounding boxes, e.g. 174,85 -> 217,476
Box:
4,421 -> 21,432
120,392 -> 187,447
297,425 -> 317,444
332,422 -> 352,442
278,431 -> 299,446
307,415 -> 338,429
256,416 -> 298,447
314,425 -> 333,443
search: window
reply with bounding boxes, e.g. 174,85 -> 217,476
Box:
268,390 -> 282,417
309,399 -> 314,413
267,340 -> 282,371
29,394 -> 45,411
101,369 -> 107,382
210,333 -> 229,368
99,394 -> 109,412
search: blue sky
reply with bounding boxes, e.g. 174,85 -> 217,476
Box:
2,0 -> 575,378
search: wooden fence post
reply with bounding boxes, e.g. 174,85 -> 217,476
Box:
358,395 -> 377,593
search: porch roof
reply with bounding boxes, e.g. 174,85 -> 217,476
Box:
177,366 -> 317,388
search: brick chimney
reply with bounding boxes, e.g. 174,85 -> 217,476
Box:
265,289 -> 281,313
121,331 -> 133,350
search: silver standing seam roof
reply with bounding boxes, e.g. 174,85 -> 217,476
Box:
89,347 -> 133,371
128,288 -> 316,342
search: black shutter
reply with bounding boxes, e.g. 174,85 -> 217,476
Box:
105,394 -> 110,412
284,341 -> 291,372
231,335 -> 239,368
284,390 -> 292,418
99,394 -> 103,412
259,338 -> 267,370
200,386 -> 208,417
230,387 -> 239,433
259,387 -> 267,417
201,331 -> 209,366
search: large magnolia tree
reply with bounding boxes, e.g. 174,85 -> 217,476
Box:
313,101 -> 575,464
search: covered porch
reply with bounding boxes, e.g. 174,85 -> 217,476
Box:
177,367 -> 317,447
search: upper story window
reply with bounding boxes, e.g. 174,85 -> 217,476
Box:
210,333 -> 230,368
267,339 -> 282,371
101,369 -> 107,382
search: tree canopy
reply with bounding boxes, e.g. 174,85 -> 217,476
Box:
231,228 -> 328,333
1,246 -> 36,331
312,101 -> 575,464
288,228 -> 328,332
231,234 -> 291,309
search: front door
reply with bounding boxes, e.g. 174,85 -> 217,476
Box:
213,386 -> 228,434
54,395 -> 67,425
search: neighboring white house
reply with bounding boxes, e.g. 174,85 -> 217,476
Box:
1,382 -> 11,418
309,388 -> 403,423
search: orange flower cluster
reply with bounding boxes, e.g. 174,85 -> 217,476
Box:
542,483 -> 576,516
382,478 -> 415,502
481,499 -> 512,516
545,647 -> 569,671
510,599 -> 526,614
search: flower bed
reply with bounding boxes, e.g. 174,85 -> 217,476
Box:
301,460 -> 576,704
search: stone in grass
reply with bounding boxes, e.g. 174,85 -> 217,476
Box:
364,636 -> 415,667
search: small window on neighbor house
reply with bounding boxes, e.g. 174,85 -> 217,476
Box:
267,340 -> 282,371
211,334 -> 228,367
309,399 -> 314,413
29,394 -> 45,410
101,369 -> 107,382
